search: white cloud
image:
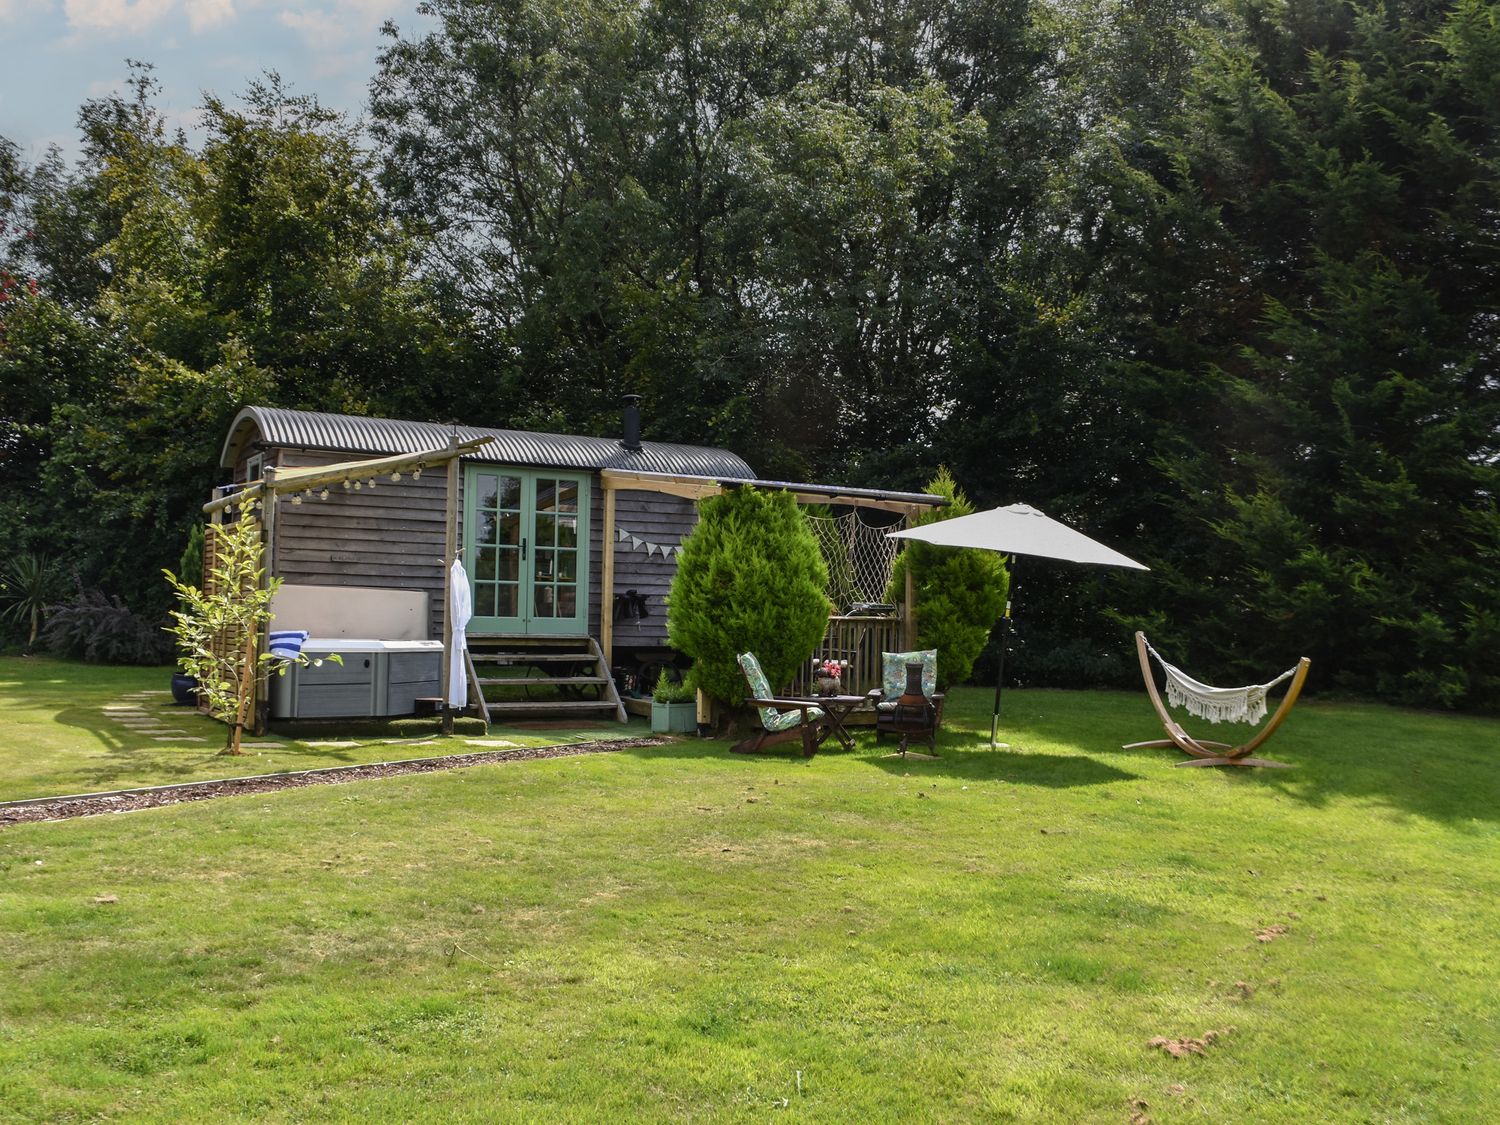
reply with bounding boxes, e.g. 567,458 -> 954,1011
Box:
277,0 -> 400,47
184,0 -> 232,32
63,0 -> 175,33
277,4 -> 340,42
59,0 -> 231,34
0,0 -> 54,22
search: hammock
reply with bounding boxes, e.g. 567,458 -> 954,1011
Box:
1125,632 -> 1311,769
1143,638 -> 1299,725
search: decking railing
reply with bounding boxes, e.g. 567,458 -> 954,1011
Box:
788,614 -> 906,696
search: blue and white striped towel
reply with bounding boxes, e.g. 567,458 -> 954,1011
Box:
268,630 -> 310,660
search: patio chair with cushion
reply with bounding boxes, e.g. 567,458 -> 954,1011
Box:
875,649 -> 944,755
732,651 -> 829,757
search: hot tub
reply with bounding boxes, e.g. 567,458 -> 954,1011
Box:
269,638 -> 444,720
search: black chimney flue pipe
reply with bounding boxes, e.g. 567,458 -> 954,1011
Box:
621,394 -> 642,451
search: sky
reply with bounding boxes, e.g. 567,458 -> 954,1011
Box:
0,0 -> 431,161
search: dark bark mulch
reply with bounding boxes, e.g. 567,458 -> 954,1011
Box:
0,738 -> 666,827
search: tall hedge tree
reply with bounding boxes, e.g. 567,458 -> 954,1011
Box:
1112,0 -> 1500,705
668,487 -> 830,707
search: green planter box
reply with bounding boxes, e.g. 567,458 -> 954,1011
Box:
651,700 -> 696,734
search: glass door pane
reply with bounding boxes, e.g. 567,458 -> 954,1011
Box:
467,468 -> 525,631
465,466 -> 589,636
526,474 -> 588,634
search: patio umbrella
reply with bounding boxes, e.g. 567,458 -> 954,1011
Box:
888,503 -> 1148,746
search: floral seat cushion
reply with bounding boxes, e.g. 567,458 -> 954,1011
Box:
881,649 -> 938,700
739,652 -> 825,733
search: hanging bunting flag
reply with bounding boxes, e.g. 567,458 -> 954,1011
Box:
613,525 -> 684,562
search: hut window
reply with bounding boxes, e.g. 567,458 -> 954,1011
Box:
244,454 -> 263,484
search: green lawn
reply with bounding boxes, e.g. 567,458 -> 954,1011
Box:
2,662 -> 1498,1121
0,656 -> 644,801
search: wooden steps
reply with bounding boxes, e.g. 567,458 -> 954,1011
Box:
464,635 -> 627,724
474,675 -> 610,688
480,700 -> 619,713
471,651 -> 597,663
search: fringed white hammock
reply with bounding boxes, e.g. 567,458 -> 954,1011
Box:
1143,638 -> 1298,725
1126,632 -> 1311,769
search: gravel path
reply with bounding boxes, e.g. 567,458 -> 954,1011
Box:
0,738 -> 667,827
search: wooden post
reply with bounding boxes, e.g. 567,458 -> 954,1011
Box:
904,564 -> 916,649
696,687 -> 713,736
229,628 -> 257,756
440,441 -> 459,736
254,465 -> 277,737
601,482 -> 617,670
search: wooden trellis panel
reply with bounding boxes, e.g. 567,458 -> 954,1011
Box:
197,518 -> 262,720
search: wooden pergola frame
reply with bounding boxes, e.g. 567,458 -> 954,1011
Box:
598,469 -> 939,724
202,436 -> 491,735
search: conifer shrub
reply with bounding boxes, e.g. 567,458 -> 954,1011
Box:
886,468 -> 1008,689
668,486 -> 830,706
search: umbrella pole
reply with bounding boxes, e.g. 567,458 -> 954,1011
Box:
991,569 -> 1013,748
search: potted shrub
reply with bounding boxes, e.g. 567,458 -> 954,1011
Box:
650,671 -> 697,734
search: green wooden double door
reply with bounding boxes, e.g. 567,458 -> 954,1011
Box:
464,466 -> 591,635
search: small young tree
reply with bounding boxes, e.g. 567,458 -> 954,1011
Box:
668,486 -> 830,709
163,516 -> 330,754
887,468 -> 1008,689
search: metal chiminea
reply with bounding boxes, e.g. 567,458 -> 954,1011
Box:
621,394 -> 643,452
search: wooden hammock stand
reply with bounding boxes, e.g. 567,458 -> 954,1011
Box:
1124,631 -> 1311,769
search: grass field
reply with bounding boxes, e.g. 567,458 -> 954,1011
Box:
0,657 -> 643,801
2,659 -> 1498,1121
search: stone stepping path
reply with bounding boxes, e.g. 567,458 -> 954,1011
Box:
102,696 -> 213,740
239,742 -> 288,750
302,740 -> 359,749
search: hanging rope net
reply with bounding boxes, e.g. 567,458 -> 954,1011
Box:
804,509 -> 906,613
1144,638 -> 1299,725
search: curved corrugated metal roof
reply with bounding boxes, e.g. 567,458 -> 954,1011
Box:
221,406 -> 756,478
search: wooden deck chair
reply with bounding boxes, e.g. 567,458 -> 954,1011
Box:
730,652 -> 830,758
1124,632 -> 1310,768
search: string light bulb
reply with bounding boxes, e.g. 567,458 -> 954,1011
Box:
367,478 -> 376,489
391,471 -> 401,482
320,488 -> 330,500
343,479 -> 352,490
291,493 -> 302,506
354,480 -> 363,490
413,466 -> 422,480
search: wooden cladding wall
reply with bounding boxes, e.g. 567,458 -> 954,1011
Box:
610,490 -> 697,649
270,450 -> 449,639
